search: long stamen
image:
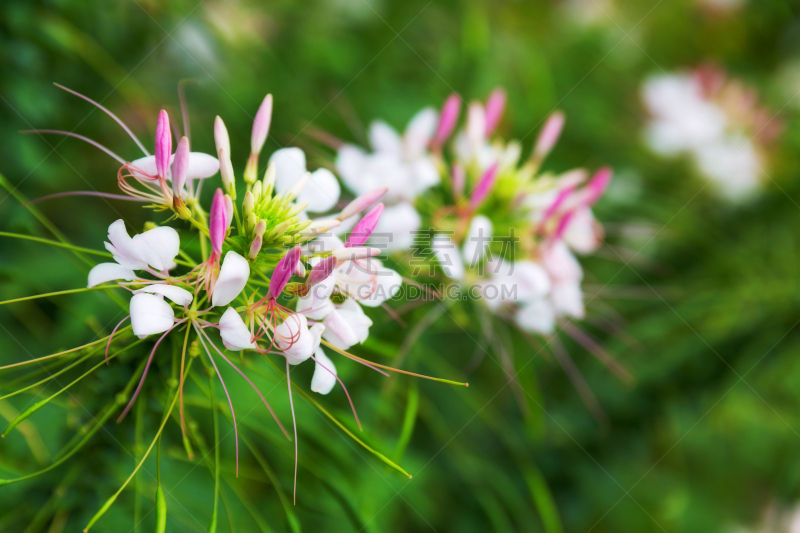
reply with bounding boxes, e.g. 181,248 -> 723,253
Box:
308,353 -> 362,431
28,191 -> 149,205
21,130 -> 125,164
118,324 -> 178,422
54,83 -> 149,156
196,327 -> 239,477
286,359 -> 298,505
105,315 -> 130,365
197,327 -> 290,440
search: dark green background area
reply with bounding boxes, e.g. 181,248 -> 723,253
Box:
2,0 -> 800,531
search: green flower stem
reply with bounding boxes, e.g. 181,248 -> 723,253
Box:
0,231 -> 112,257
0,284 -> 122,307
0,326 -> 129,371
83,334 -> 195,532
2,337 -> 144,437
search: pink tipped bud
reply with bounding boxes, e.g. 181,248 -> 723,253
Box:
333,247 -> 381,261
210,188 -> 227,256
469,162 -> 499,211
337,186 -> 388,221
219,148 -> 235,196
295,261 -> 306,278
155,110 -> 172,178
214,116 -> 231,160
270,245 -> 301,299
451,163 -> 465,197
583,167 -> 612,206
543,185 -> 576,221
306,255 -> 337,286
172,136 -> 190,196
223,194 -> 233,231
484,88 -> 507,136
432,94 -> 461,149
251,94 -> 273,155
248,235 -> 263,261
553,211 -> 574,242
532,111 -> 565,163
345,203 -> 384,248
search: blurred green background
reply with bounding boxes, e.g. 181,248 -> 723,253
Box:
3,0 -> 800,531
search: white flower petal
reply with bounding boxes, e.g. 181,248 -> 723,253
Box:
358,265 -> 401,307
515,299 -> 556,335
432,234 -> 465,280
106,219 -> 147,270
276,314 -> 323,365
311,347 -> 337,395
368,120 -> 402,157
304,232 -> 345,256
507,261 -> 551,302
129,155 -> 158,180
297,168 -> 341,213
212,251 -> 250,307
335,145 -> 369,194
462,215 -> 493,268
269,147 -> 307,195
296,274 -> 336,320
551,281 -> 585,319
403,107 -> 437,159
563,208 -> 602,254
186,152 -> 220,180
130,293 -> 175,338
322,299 -> 371,349
87,262 -> 136,288
543,241 -> 583,283
407,158 -> 440,197
138,284 -> 193,306
372,201 -> 421,251
219,307 -> 256,351
133,226 -> 180,271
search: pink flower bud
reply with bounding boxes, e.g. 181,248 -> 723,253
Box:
337,186 -> 388,221
155,110 -> 172,179
582,167 -> 612,206
210,188 -> 227,256
219,147 -> 235,195
451,162 -> 465,197
295,260 -> 306,278
171,136 -> 190,197
214,116 -> 231,160
532,111 -> 565,163
223,194 -> 233,231
543,185 -> 575,221
270,245 -> 301,299
553,211 -> 574,242
345,203 -> 384,248
432,94 -> 461,149
469,162 -> 499,211
251,94 -> 273,155
484,88 -> 507,136
248,235 -> 263,261
306,255 -> 337,286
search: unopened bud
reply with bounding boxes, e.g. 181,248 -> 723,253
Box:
263,161 -> 276,196
284,172 -> 310,203
252,180 -> 262,201
219,147 -> 236,199
214,116 -> 231,161
243,191 -> 255,217
247,235 -> 263,261
254,219 -> 267,237
337,186 -> 388,221
333,246 -> 381,261
246,213 -> 257,233
295,261 -> 306,277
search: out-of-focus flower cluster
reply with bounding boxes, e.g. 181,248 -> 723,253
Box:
642,65 -> 781,200
334,89 -> 613,336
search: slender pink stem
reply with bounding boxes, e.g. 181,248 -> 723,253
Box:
54,83 -> 149,156
21,130 -> 125,164
309,353 -> 362,431
286,359 -> 298,505
117,324 -> 176,422
197,327 -> 290,440
28,191 -> 149,205
196,327 -> 239,477
105,315 -> 130,365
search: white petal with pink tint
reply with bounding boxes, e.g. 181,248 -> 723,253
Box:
138,284 -> 193,306
212,251 -> 250,307
87,263 -> 137,288
322,299 -> 372,350
515,299 -> 556,335
297,168 -> 340,213
269,147 -> 307,195
311,348 -> 337,395
130,293 -> 174,338
369,121 -> 402,157
106,219 -> 147,270
219,307 -> 256,351
134,226 -> 180,271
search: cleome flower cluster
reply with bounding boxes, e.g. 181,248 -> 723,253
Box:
332,88 -> 613,337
